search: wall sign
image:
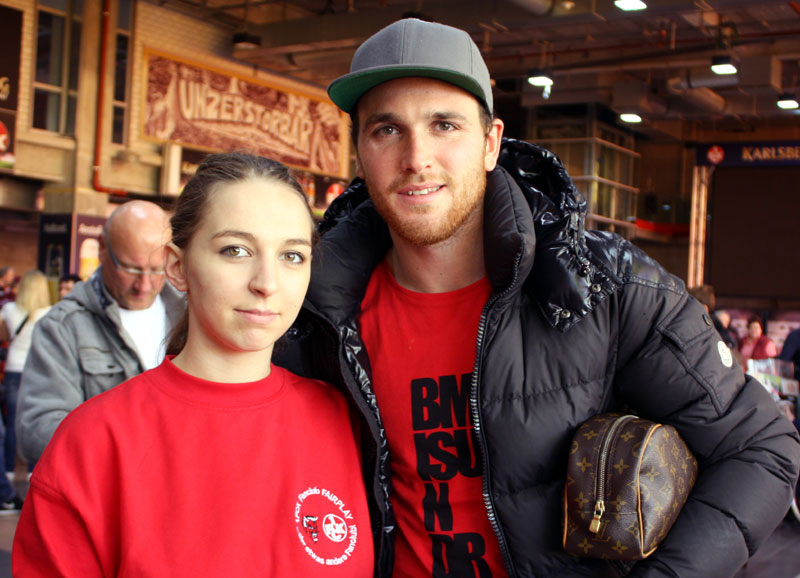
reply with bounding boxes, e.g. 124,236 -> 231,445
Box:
697,141 -> 800,167
143,50 -> 349,179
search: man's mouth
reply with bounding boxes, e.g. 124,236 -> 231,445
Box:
403,185 -> 443,196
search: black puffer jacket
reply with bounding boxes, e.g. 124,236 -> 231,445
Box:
281,139 -> 800,577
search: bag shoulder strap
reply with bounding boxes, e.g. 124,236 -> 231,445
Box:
13,313 -> 29,337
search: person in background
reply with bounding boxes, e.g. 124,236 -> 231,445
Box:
687,284 -> 738,351
13,152 -> 374,577
0,270 -> 52,484
58,274 -> 83,300
714,309 -> 739,351
779,326 -> 800,380
16,200 -> 184,464
279,18 -> 800,577
739,316 -> 778,363
0,267 -> 16,308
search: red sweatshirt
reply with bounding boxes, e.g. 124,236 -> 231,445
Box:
13,358 -> 374,577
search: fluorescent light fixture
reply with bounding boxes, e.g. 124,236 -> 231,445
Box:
614,0 -> 647,10
232,32 -> 261,50
527,69 -> 554,87
777,93 -> 799,110
619,113 -> 642,123
710,55 -> 738,75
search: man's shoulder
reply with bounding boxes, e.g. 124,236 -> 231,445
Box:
583,229 -> 682,293
37,291 -> 101,330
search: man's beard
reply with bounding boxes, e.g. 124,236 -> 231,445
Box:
365,165 -> 487,247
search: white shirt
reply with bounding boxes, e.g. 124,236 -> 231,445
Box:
118,295 -> 167,371
2,302 -> 52,373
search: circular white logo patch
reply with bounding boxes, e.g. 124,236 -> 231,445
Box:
323,514 -> 348,542
295,487 -> 358,566
718,340 -> 733,368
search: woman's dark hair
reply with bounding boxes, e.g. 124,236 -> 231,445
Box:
747,316 -> 763,329
166,152 -> 314,355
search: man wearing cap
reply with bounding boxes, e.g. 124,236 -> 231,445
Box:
279,18 -> 800,578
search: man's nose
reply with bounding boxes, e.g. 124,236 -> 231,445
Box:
402,131 -> 433,174
134,272 -> 154,293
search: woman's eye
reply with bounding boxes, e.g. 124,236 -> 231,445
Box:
282,251 -> 306,264
221,246 -> 250,258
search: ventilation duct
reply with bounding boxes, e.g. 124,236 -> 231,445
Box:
505,0 -> 553,15
666,69 -> 739,91
666,79 -> 727,114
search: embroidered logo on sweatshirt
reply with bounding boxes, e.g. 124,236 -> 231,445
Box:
295,486 -> 358,565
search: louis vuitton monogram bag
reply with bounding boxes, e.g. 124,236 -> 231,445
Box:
562,413 -> 698,560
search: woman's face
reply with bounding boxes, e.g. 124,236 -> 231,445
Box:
168,178 -> 313,360
748,321 -> 763,340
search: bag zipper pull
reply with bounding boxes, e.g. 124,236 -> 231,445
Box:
589,499 -> 605,533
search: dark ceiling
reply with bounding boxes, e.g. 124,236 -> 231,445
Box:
154,0 -> 800,135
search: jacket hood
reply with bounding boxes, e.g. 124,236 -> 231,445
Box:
313,138 -> 614,331
62,270 -> 108,315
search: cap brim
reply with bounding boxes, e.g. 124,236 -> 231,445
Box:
327,65 -> 489,114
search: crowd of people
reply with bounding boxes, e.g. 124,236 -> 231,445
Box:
2,17 -> 800,578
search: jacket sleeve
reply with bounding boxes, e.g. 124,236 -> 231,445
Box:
613,280 -> 800,577
778,330 -> 800,362
16,313 -> 85,463
12,478 -> 104,577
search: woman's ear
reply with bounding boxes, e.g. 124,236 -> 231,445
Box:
164,242 -> 188,292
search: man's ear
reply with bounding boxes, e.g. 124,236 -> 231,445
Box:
484,117 -> 505,172
164,243 -> 188,292
355,153 -> 364,180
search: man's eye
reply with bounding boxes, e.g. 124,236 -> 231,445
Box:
221,246 -> 249,258
374,125 -> 397,136
436,121 -> 456,131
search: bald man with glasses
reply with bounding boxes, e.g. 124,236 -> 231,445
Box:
18,201 -> 185,463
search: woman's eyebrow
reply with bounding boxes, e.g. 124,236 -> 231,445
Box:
211,230 -> 255,242
212,230 -> 312,248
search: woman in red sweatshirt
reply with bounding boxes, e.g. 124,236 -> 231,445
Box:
13,153 -> 374,577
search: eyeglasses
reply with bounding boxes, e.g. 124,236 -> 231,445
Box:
105,233 -> 166,278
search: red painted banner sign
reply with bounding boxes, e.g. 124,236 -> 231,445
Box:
143,50 -> 348,178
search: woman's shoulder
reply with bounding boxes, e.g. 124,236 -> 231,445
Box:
276,366 -> 349,407
1,301 -> 19,319
31,306 -> 52,323
51,371 -> 155,437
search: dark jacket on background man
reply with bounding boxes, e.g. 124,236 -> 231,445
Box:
279,139 -> 800,577
16,269 -> 184,462
779,327 -> 800,380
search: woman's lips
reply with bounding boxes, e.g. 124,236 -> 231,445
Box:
236,309 -> 278,324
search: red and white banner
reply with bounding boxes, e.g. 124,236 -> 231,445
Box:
143,50 -> 349,178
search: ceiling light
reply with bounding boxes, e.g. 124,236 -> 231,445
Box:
232,32 -> 261,50
527,69 -> 554,87
710,55 -> 738,75
619,113 -> 642,123
614,0 -> 647,10
777,92 -> 799,110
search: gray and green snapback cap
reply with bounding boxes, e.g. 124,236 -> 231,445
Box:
327,18 -> 493,114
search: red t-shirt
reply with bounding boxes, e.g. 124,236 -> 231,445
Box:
361,261 -> 507,577
13,359 -> 373,577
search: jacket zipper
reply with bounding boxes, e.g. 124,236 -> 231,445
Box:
308,311 -> 390,576
589,414 -> 636,534
471,288 -> 517,577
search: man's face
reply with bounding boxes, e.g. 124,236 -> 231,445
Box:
100,231 -> 166,310
1,268 -> 14,288
354,77 -> 503,246
58,280 -> 74,298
